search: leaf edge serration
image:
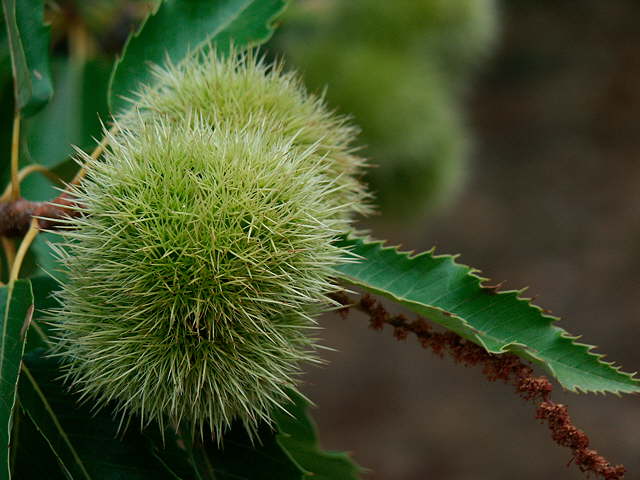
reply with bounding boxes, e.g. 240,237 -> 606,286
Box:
333,235 -> 640,395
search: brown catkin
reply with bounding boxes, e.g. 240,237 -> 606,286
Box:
331,292 -> 626,480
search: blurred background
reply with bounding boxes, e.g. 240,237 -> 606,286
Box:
12,0 -> 640,478
275,1 -> 640,479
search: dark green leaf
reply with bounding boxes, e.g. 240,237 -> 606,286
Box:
153,392 -> 362,480
0,80 -> 15,201
109,0 -> 289,113
275,392 -> 362,480
0,9 -> 11,85
19,352 -> 189,480
1,0 -> 52,116
12,409 -> 66,480
24,274 -> 58,353
0,280 -> 33,479
28,235 -> 65,283
334,236 -> 640,394
188,425 -> 303,480
19,362 -> 89,479
18,352 -> 308,480
18,58 -> 111,203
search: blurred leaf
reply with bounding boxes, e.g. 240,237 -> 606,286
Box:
0,79 -> 15,198
109,0 -> 289,113
163,391 -> 361,480
18,58 -> 111,203
1,0 -> 52,116
0,8 -> 11,85
25,58 -> 111,170
334,236 -> 640,394
28,232 -> 66,282
0,280 -> 33,479
275,392 -> 362,480
0,8 -> 15,197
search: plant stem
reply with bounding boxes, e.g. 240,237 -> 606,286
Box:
1,236 -> 16,270
9,218 -> 39,284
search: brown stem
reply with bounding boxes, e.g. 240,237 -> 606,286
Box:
330,291 -> 626,480
0,125 -> 108,237
0,192 -> 81,237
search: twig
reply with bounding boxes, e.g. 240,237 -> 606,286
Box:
0,193 -> 81,238
0,130 -> 110,237
330,291 -> 626,480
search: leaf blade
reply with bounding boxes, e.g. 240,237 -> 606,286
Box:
334,236 -> 640,394
19,352 -> 188,480
108,0 -> 288,113
0,280 -> 33,479
168,421 -> 305,480
25,58 -> 111,169
1,0 -> 53,116
18,363 -> 90,480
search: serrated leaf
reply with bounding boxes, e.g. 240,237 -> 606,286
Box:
275,392 -> 362,480
108,0 -> 289,113
18,351 -> 188,480
0,280 -> 33,479
1,0 -> 53,116
334,236 -> 640,394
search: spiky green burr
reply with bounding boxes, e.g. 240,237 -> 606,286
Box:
51,51 -> 368,439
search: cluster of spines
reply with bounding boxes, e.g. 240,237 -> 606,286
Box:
118,51 -> 371,218
50,51 -> 368,439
